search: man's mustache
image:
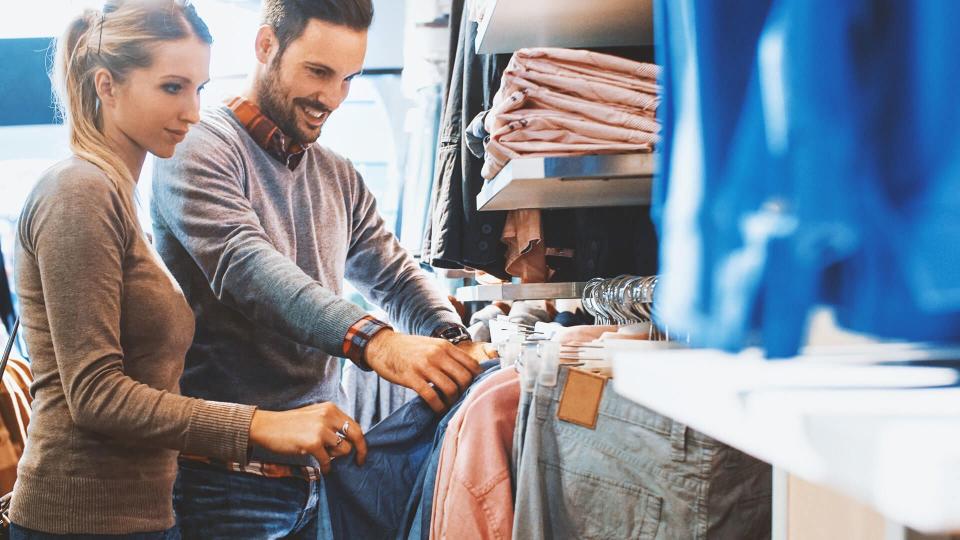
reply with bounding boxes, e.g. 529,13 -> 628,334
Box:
293,98 -> 333,113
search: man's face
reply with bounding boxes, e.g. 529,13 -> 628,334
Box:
256,18 -> 367,145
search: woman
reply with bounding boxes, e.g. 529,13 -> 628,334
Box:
10,1 -> 366,537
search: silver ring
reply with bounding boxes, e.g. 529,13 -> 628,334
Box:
334,434 -> 344,447
341,420 -> 350,434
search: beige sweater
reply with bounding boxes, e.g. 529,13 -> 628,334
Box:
11,158 -> 256,534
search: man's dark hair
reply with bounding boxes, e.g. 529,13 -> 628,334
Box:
262,0 -> 374,55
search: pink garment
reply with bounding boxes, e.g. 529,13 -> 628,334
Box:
479,48 -> 661,180
500,65 -> 660,113
489,85 -> 661,135
483,138 -> 652,179
496,111 -> 660,146
515,47 -> 662,82
513,56 -> 661,95
482,113 -> 657,179
502,209 -> 548,282
431,368 -> 520,540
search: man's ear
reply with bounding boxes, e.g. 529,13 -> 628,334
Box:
255,25 -> 279,65
93,68 -> 117,107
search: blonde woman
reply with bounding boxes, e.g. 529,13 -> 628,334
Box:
10,1 -> 366,537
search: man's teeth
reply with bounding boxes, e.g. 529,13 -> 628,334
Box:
304,106 -> 325,120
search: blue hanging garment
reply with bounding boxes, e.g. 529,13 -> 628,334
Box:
654,0 -> 960,356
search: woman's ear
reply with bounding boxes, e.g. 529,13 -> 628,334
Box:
93,68 -> 117,107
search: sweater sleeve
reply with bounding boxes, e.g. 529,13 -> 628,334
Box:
23,170 -> 254,463
343,168 -> 463,336
151,126 -> 370,356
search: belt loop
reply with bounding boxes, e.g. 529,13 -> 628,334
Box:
670,422 -> 688,462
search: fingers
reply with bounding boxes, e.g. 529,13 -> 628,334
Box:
311,403 -> 367,467
321,428 -> 353,459
428,368 -> 463,407
445,342 -> 484,376
308,444 -> 333,475
434,353 -> 475,393
415,380 -> 446,413
338,415 -> 367,467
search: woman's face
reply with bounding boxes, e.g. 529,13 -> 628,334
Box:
108,37 -> 211,159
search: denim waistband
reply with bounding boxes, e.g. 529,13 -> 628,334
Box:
534,366 -> 722,450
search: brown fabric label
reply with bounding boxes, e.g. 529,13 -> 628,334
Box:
557,368 -> 608,429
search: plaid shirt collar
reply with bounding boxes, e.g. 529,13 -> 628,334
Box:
225,96 -> 307,170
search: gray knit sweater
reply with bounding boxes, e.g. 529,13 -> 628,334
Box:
151,105 -> 461,466
11,158 -> 256,534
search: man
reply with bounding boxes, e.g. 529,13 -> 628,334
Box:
151,1 -> 489,537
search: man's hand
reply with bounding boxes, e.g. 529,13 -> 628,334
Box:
456,340 -> 498,363
365,330 -> 483,412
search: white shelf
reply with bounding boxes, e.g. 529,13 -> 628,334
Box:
475,0 -> 654,54
456,282 -> 586,302
611,346 -> 960,534
476,153 -> 655,211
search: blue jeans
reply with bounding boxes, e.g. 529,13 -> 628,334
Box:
327,360 -> 501,540
513,367 -> 772,539
173,459 -> 332,540
9,525 -> 179,540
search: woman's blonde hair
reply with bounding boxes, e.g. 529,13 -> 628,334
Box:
52,0 -> 212,224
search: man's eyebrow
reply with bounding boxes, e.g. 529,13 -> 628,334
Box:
305,62 -> 363,80
304,61 -> 334,72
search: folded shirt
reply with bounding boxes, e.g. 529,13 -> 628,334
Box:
498,63 -> 660,113
514,47 -> 662,82
493,77 -> 659,131
495,111 -> 661,146
512,55 -> 661,95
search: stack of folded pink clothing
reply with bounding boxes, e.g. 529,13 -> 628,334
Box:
481,47 -> 661,180
478,48 -> 660,283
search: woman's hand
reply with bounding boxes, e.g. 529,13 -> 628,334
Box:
249,402 -> 367,474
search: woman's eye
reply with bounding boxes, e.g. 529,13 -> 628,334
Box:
162,83 -> 182,94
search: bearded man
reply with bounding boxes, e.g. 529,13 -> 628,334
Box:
152,1 -> 489,536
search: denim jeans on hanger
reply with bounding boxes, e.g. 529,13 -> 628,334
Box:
513,367 -> 772,539
512,382 -> 535,487
325,360 -> 501,540
402,361 -> 504,540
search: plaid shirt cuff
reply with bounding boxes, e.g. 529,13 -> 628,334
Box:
342,315 -> 391,371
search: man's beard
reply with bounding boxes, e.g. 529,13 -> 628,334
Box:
255,61 -> 331,146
